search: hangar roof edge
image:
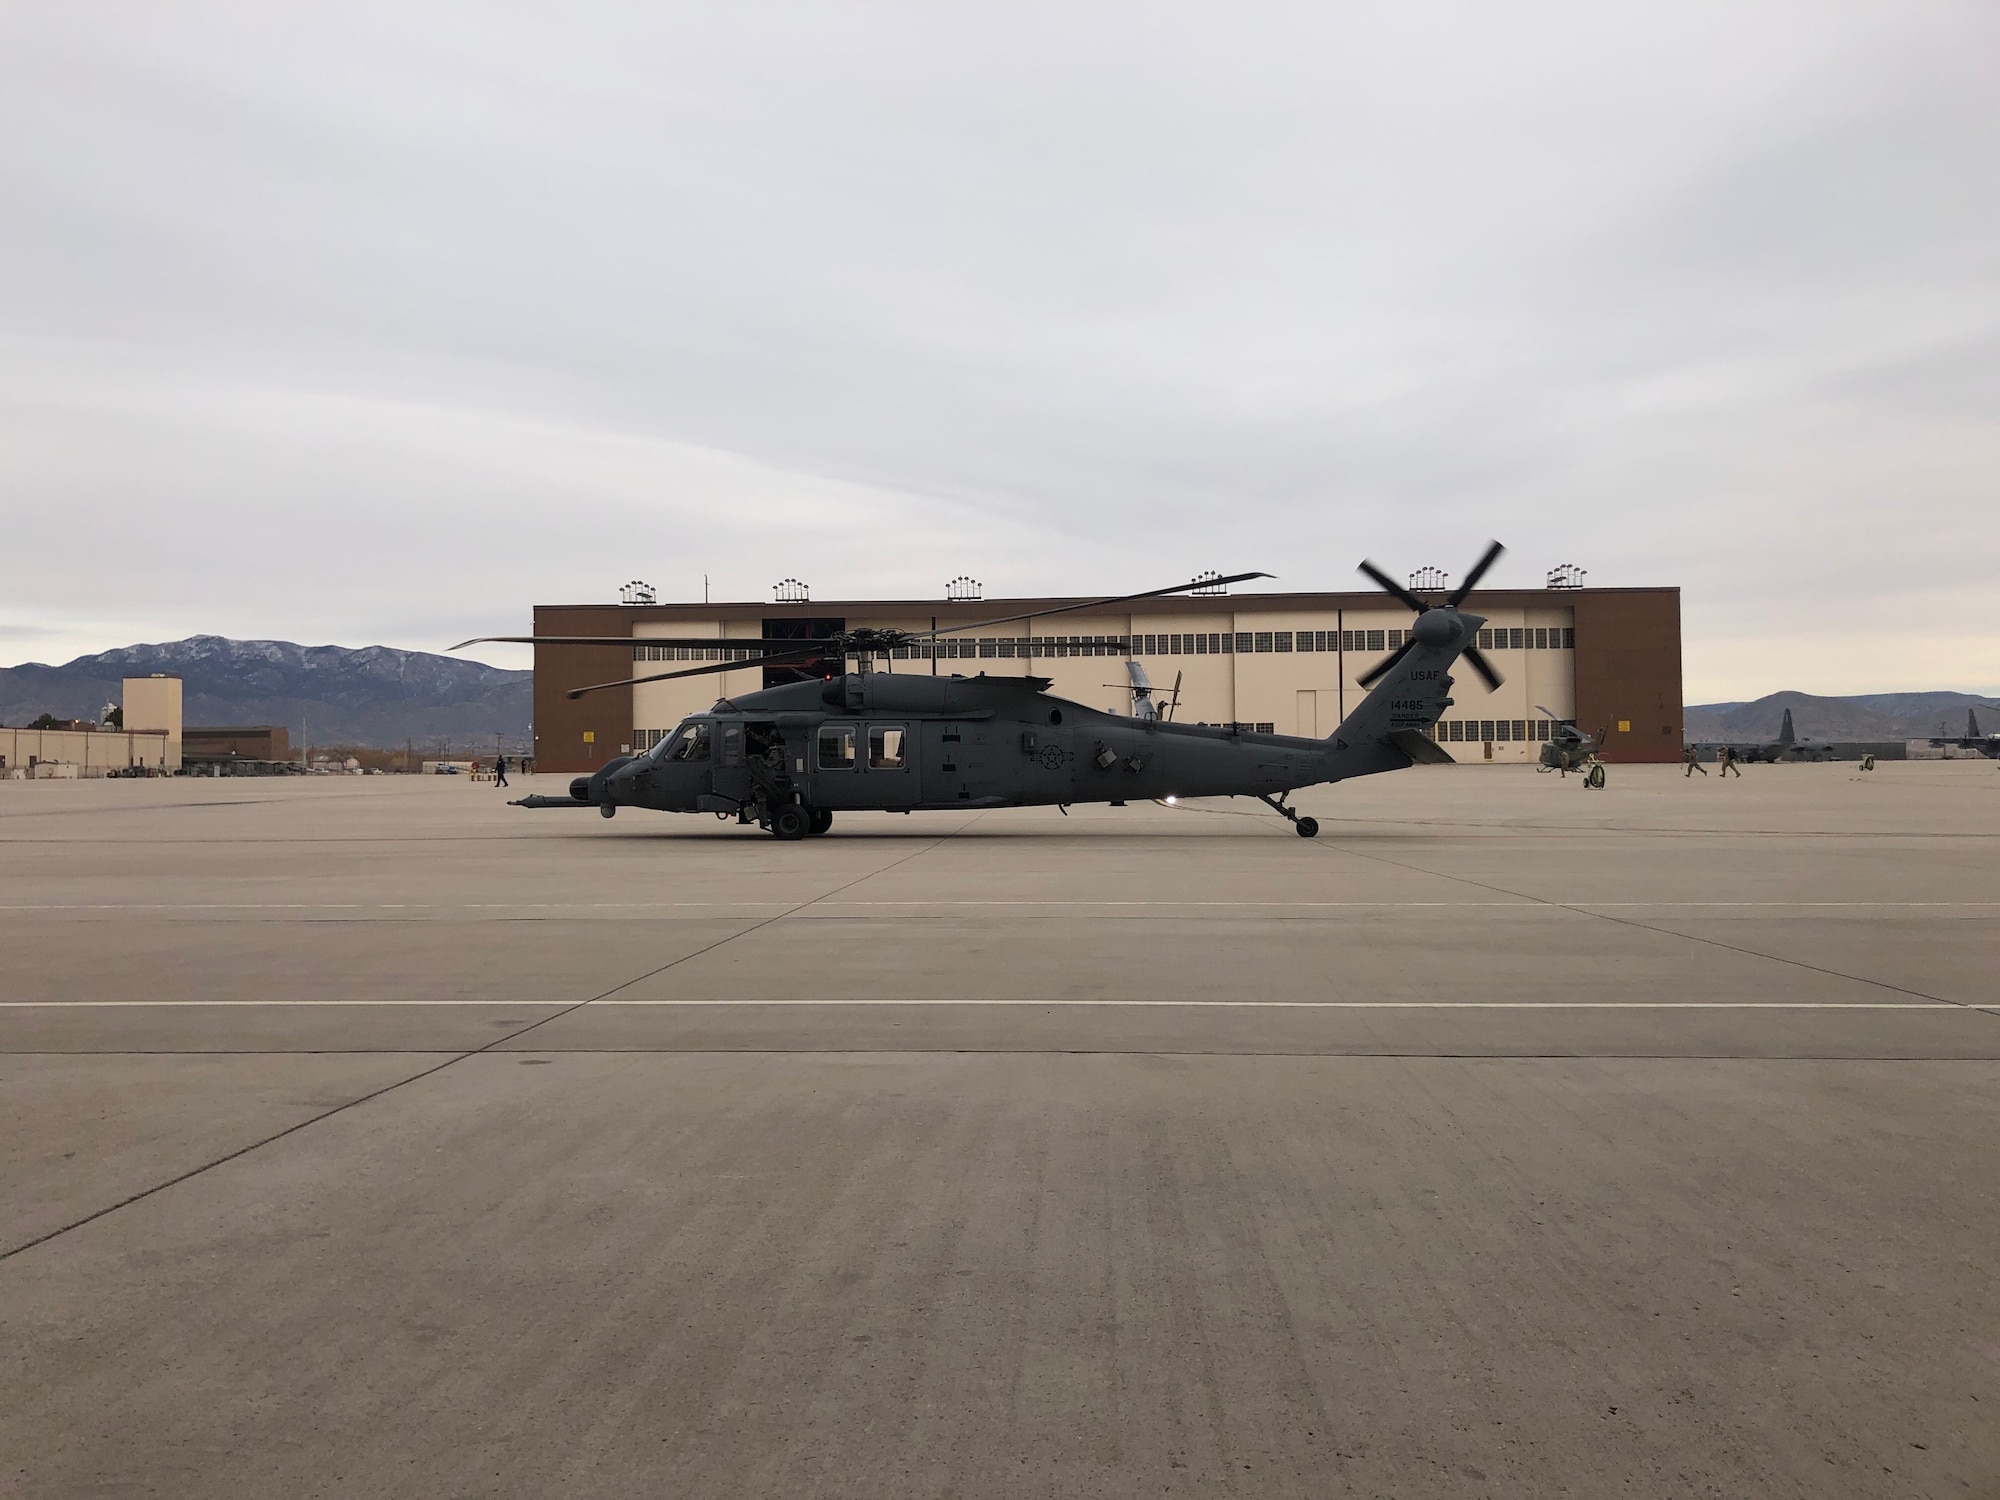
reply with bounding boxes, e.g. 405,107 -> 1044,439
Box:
536,585 -> 1677,617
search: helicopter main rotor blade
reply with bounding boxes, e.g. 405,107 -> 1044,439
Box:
566,647 -> 828,699
452,635 -> 811,651
919,572 -> 1273,640
1460,645 -> 1503,691
1354,640 -> 1415,688
1355,561 -> 1429,615
1446,540 -> 1505,607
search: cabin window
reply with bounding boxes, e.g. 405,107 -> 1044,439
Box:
817,726 -> 856,769
868,726 -> 907,769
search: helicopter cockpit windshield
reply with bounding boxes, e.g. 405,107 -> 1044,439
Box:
651,720 -> 712,763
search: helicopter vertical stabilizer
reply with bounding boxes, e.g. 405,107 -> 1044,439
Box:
1323,542 -> 1508,776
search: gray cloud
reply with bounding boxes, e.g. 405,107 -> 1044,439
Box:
1,2 -> 1995,696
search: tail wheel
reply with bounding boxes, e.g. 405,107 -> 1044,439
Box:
1585,763 -> 1607,789
771,804 -> 811,840
1294,816 -> 1320,838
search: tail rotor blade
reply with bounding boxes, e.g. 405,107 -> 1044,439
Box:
1357,560 -> 1429,614
1355,639 -> 1415,688
1461,646 -> 1503,691
1447,540 -> 1505,607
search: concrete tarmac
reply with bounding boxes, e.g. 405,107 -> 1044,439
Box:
2,762 -> 1996,1496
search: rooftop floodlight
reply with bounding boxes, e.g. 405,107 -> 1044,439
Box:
772,578 -> 810,603
618,580 -> 658,605
1409,565 -> 1449,593
1546,563 -> 1587,590
1190,570 -> 1227,595
946,575 -> 982,602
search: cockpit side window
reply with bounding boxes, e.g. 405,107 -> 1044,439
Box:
653,721 -> 712,762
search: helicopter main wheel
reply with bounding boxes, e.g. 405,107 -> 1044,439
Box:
770,804 -> 812,840
807,808 -> 834,836
1294,816 -> 1320,838
1584,763 -> 1607,790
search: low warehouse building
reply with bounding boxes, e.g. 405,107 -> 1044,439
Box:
0,726 -> 171,777
530,581 -> 1681,775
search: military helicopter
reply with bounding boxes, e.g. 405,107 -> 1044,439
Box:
1115,661 -> 1181,723
455,544 -> 1509,840
1534,706 -> 1607,787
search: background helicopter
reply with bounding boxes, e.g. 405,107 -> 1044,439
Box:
1534,706 -> 1608,787
456,545 -> 1510,839
1116,661 -> 1182,723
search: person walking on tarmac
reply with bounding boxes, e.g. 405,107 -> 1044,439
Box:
494,754 -> 509,788
1717,745 -> 1741,779
1683,746 -> 1708,777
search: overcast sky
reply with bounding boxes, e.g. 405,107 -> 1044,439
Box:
2,3 -> 1995,700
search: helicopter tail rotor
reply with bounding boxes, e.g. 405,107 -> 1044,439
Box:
1354,541 -> 1506,692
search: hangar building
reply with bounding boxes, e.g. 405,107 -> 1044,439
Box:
529,580 -> 1680,776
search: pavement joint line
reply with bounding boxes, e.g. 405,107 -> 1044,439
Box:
1303,837 -> 2000,1020
0,999 -> 1973,1009
0,813 -> 988,1265
5,1049 -> 1997,1061
5,900 -> 1997,912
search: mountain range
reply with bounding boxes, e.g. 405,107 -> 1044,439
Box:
1684,691 -> 1998,743
0,637 -> 530,750
5,637 -> 1990,750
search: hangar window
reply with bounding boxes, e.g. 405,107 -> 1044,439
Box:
1217,633 -> 1232,653
1562,628 -> 1575,648
1256,722 -> 1275,734
1274,632 -> 1292,652
818,726 -> 856,769
1507,628 -> 1524,649
1533,627 -> 1548,650
1476,628 -> 1492,649
979,640 -> 998,658
1253,632 -> 1273,652
1365,630 -> 1385,652
1297,632 -> 1317,652
1447,720 -> 1464,741
1236,632 -> 1254,652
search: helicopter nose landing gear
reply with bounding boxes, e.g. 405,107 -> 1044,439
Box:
1259,792 -> 1318,837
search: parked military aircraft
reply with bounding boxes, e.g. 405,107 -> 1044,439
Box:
1736,708 -> 1840,763
1116,661 -> 1181,723
1534,707 -> 1606,786
456,546 -> 1508,839
1928,707 -> 2000,758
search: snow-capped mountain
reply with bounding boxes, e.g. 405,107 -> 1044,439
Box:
0,637 -> 530,749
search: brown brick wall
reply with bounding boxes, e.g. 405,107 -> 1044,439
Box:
532,606 -> 635,774
1572,590 -> 1682,763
